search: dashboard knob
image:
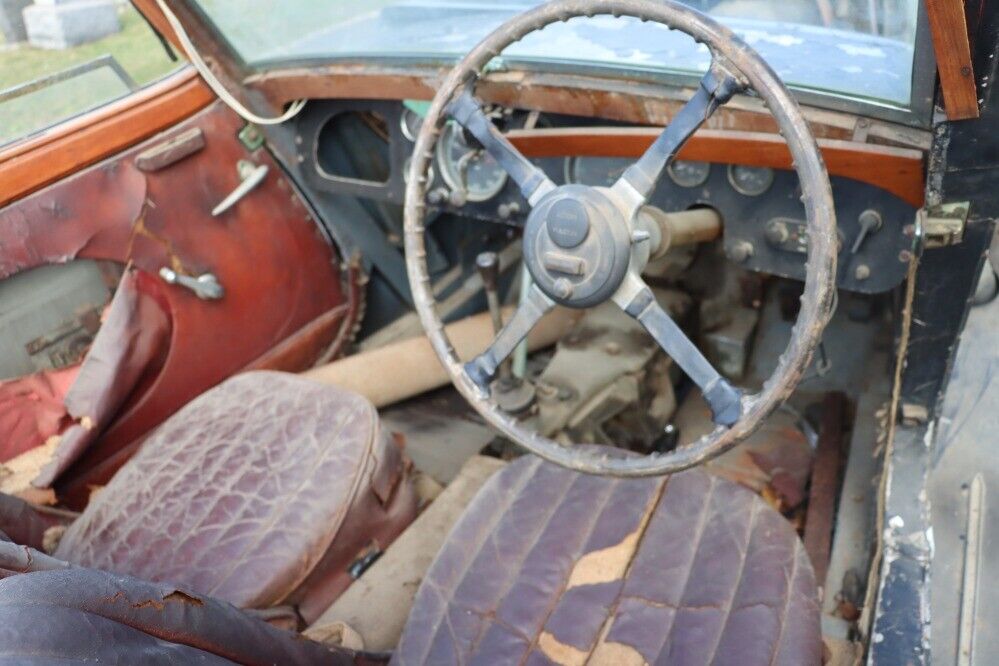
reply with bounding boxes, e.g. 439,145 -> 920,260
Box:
498,202 -> 521,219
765,220 -> 790,245
852,209 -> 883,254
728,241 -> 754,263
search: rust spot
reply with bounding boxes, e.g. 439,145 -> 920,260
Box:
128,208 -> 186,273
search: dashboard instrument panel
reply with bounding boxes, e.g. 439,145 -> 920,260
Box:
288,99 -> 918,296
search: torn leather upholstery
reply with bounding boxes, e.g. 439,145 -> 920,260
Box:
393,454 -> 821,665
0,568 -> 352,665
53,371 -> 417,622
0,102 -> 357,501
32,267 -> 171,487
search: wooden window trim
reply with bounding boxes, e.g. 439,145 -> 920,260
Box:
925,0 -> 980,120
0,67 -> 214,207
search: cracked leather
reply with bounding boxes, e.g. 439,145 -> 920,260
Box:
54,371 -> 417,622
33,267 -> 171,488
0,568 -> 352,665
0,102 -> 356,505
394,454 -> 820,665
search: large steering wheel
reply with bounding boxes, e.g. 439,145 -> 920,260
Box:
404,0 -> 837,477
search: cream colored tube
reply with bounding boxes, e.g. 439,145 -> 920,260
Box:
302,307 -> 579,408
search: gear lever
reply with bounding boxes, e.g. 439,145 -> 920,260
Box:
476,252 -> 535,413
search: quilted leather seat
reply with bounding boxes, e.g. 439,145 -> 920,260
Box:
393,454 -> 821,665
50,371 -> 418,622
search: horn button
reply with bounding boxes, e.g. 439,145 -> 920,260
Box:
523,185 -> 633,308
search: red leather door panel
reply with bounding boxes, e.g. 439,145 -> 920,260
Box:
0,102 -> 360,506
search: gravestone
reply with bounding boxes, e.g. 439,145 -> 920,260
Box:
0,0 -> 31,43
24,0 -> 120,49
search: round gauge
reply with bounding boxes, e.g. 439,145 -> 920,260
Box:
727,164 -> 774,196
667,160 -> 711,188
563,156 -> 632,187
400,106 -> 423,142
436,121 -> 508,202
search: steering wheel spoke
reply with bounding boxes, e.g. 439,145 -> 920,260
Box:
464,282 -> 555,391
447,89 -> 556,206
613,274 -> 742,426
612,62 -> 744,209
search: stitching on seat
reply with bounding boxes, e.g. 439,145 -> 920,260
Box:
459,463 -> 587,657
702,496 -> 761,664
514,475 -> 626,666
647,473 -> 718,661
411,457 -> 543,666
580,476 -> 671,666
768,533 -> 802,665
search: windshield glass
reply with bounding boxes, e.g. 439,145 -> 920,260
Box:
194,0 -> 920,109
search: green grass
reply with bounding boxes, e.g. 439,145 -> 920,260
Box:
0,5 -> 181,144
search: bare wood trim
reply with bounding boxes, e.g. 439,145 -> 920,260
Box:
247,65 -> 933,150
506,127 -> 925,207
135,127 -> 205,171
925,0 -> 979,120
0,68 -> 213,207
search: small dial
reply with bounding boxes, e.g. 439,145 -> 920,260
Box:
727,165 -> 774,196
436,121 -> 508,202
564,156 -> 631,187
667,160 -> 711,188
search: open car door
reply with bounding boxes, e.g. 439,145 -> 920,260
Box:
0,2 -> 361,508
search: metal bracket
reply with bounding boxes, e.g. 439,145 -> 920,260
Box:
919,202 -> 969,249
238,123 -> 265,152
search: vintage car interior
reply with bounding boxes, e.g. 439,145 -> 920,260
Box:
0,0 -> 996,663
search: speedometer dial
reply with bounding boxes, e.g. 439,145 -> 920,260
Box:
728,165 -> 774,196
436,121 -> 508,202
563,157 -> 631,187
667,160 -> 711,188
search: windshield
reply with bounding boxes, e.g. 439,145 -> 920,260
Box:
194,0 -> 921,110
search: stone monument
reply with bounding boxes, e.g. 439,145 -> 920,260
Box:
24,0 -> 121,49
0,0 -> 32,43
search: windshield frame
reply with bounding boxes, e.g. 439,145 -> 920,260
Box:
183,0 -> 937,129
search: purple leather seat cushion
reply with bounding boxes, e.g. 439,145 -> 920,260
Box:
394,454 -> 821,665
